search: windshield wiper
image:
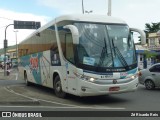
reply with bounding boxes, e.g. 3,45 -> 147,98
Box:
98,38 -> 108,66
111,39 -> 129,69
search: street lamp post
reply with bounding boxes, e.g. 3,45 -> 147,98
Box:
4,24 -> 14,76
13,30 -> 18,66
108,0 -> 112,16
82,0 -> 84,14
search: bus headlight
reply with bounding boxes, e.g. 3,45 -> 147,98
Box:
89,77 -> 95,82
81,75 -> 96,82
74,72 -> 97,82
130,75 -> 137,80
130,75 -> 135,79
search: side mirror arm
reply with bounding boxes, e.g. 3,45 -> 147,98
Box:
130,28 -> 146,45
63,25 -> 79,44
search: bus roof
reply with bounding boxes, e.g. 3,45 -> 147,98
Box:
20,14 -> 127,44
55,14 -> 127,24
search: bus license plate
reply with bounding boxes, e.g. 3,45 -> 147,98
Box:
109,87 -> 120,91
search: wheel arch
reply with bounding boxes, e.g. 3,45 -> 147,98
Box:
24,70 -> 27,79
144,77 -> 154,83
145,79 -> 155,84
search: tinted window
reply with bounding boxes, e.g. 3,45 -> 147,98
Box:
18,26 -> 57,57
149,65 -> 160,72
65,33 -> 75,64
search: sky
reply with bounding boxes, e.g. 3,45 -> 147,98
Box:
0,0 -> 160,48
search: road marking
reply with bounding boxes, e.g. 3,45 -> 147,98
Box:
15,73 -> 18,80
4,87 -> 39,102
4,86 -> 125,110
11,73 -> 18,80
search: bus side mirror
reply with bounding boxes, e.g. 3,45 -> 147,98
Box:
130,28 -> 146,45
63,25 -> 79,44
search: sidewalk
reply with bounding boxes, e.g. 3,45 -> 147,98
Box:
0,68 -> 18,80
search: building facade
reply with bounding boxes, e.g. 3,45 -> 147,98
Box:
136,31 -> 160,70
148,32 -> 160,51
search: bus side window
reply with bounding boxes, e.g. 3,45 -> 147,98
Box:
65,33 -> 75,64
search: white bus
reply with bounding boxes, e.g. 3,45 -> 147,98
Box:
18,15 -> 146,98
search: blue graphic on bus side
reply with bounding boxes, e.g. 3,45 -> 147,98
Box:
21,52 -> 43,84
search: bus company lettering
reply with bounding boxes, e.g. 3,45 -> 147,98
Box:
30,55 -> 39,70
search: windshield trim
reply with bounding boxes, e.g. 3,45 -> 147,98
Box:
77,62 -> 137,72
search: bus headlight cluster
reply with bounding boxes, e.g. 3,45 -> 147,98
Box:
81,75 -> 97,82
74,72 -> 97,82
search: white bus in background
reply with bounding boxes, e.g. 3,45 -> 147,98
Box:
18,15 -> 146,98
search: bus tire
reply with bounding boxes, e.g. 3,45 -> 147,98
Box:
24,72 -> 30,86
54,75 -> 66,98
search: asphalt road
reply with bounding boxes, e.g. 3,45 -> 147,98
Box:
3,81 -> 160,111
0,80 -> 160,111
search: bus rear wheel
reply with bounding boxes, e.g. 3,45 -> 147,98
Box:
54,76 -> 66,98
24,72 -> 30,86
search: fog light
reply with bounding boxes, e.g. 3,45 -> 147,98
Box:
81,87 -> 86,92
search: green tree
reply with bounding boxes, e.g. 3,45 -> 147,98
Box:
145,22 -> 160,33
144,50 -> 158,59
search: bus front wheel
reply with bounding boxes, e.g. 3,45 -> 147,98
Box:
54,76 -> 66,98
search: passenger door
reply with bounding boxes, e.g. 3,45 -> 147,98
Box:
65,33 -> 77,95
149,65 -> 160,86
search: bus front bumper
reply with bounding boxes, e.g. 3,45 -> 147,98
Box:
77,77 -> 139,97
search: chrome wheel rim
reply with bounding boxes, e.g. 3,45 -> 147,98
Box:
145,81 -> 153,89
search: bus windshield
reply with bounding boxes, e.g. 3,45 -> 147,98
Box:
74,22 -> 136,71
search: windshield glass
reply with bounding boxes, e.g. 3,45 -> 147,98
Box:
74,23 -> 136,70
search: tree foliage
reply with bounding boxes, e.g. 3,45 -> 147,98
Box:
145,22 -> 160,33
144,50 -> 158,58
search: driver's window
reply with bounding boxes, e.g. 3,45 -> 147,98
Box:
155,65 -> 160,72
65,34 -> 75,64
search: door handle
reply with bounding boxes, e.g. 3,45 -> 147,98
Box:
152,74 -> 155,75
